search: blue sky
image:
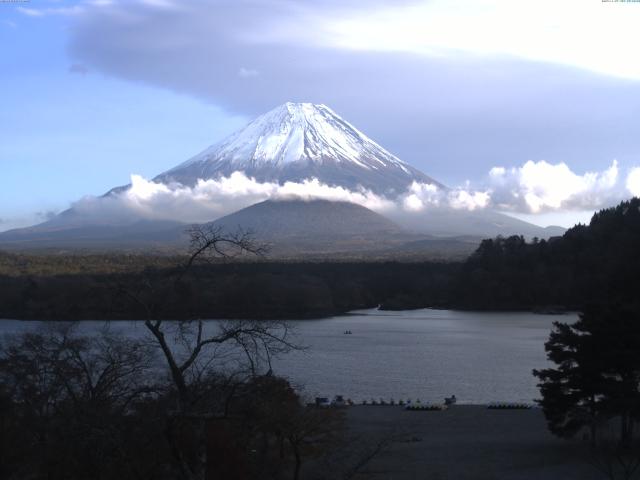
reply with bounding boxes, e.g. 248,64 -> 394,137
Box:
0,3 -> 246,229
2,0 -> 640,231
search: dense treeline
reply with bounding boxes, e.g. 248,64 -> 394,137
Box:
453,198 -> 640,311
0,261 -> 458,320
0,251 -> 184,276
1,198 -> 639,320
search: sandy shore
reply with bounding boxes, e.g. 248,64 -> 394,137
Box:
337,405 -> 602,480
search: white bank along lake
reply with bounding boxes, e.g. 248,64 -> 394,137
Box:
0,308 -> 576,405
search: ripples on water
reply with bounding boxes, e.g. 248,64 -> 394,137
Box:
0,309 -> 576,404
278,309 -> 576,404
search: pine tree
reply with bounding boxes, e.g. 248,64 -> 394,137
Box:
534,305 -> 640,445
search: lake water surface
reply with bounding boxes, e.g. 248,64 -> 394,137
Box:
0,309 -> 577,404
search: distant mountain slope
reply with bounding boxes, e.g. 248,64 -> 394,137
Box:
0,199 -> 564,254
392,208 -> 565,238
210,199 -> 480,258
0,199 -> 479,259
155,102 -> 441,195
211,199 -> 401,238
0,220 -> 187,251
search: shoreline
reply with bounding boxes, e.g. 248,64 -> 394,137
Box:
0,305 -> 578,323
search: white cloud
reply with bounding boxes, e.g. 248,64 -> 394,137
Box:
63,160 -> 640,227
401,182 -> 440,211
71,172 -> 395,224
399,181 -> 489,212
489,166 -> 506,178
322,0 -> 640,80
68,170 -> 490,226
626,167 -> 640,197
448,188 -> 491,211
273,178 -> 395,211
488,160 -> 622,213
394,159 -> 638,217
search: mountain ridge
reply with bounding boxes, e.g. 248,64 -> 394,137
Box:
211,198 -> 401,238
0,102 -> 566,251
155,102 -> 442,195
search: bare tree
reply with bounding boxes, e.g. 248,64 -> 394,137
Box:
180,225 -> 268,275
118,225 -> 299,480
0,324 -> 159,480
137,225 -> 294,408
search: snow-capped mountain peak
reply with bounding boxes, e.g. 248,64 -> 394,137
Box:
156,102 -> 442,196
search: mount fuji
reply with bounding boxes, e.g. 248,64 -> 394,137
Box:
0,102 -> 564,253
153,102 -> 441,195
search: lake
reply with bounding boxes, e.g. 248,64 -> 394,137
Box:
0,308 -> 576,404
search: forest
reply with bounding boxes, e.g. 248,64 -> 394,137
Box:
453,197 -> 640,312
0,197 -> 639,321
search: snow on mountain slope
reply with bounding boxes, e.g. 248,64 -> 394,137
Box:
155,103 -> 442,195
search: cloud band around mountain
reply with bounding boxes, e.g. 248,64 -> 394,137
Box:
68,160 -> 638,227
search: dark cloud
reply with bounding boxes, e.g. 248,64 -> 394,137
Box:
67,0 -> 640,183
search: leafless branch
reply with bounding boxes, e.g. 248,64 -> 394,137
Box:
180,224 -> 268,276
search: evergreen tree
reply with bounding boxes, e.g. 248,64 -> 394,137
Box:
534,305 -> 640,445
